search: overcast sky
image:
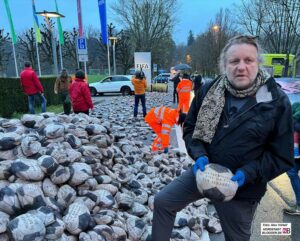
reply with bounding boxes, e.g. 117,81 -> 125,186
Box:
0,0 -> 237,45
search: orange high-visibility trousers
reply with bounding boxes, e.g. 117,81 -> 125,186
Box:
147,121 -> 164,151
178,95 -> 191,114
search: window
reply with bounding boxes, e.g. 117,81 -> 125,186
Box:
272,58 -> 285,65
120,77 -> 130,82
102,77 -> 111,83
111,77 -> 122,82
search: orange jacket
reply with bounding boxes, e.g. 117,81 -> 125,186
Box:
131,77 -> 147,95
145,106 -> 178,148
177,78 -> 193,113
176,78 -> 193,100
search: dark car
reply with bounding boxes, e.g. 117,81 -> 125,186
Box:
153,76 -> 168,84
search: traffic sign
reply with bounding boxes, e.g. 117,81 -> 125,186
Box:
153,64 -> 157,72
77,37 -> 88,55
78,54 -> 88,62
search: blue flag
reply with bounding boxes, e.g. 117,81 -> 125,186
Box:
32,0 -> 41,43
98,0 -> 108,44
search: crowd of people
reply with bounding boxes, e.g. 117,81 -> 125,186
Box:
19,34 -> 299,241
20,64 -> 94,116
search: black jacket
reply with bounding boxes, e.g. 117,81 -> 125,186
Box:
193,75 -> 202,93
171,75 -> 180,91
183,77 -> 294,201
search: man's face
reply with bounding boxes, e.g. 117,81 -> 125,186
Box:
225,44 -> 259,90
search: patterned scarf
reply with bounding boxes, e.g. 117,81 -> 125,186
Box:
192,69 -> 270,143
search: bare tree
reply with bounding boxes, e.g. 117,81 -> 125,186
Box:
0,29 -> 12,76
112,0 -> 177,70
236,0 -> 300,76
62,28 -> 79,71
18,28 -> 38,70
116,30 -> 134,74
187,8 -> 238,75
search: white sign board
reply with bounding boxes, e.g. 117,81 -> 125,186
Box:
77,37 -> 88,55
78,54 -> 88,62
134,52 -> 151,85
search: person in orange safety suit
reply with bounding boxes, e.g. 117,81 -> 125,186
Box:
144,106 -> 180,153
176,72 -> 193,114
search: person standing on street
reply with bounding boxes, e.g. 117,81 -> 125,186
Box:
54,69 -> 72,115
151,35 -> 294,241
170,73 -> 180,103
144,106 -> 179,153
69,70 -> 94,115
20,61 -> 47,114
131,69 -> 147,118
176,72 -> 193,125
193,72 -> 203,93
284,102 -> 300,215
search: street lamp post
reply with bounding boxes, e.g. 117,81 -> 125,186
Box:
212,24 -> 221,55
36,11 -> 64,75
109,37 -> 118,75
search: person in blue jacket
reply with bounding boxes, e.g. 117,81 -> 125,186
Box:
151,35 -> 294,241
284,102 -> 300,216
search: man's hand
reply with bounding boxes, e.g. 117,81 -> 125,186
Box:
231,170 -> 245,187
193,156 -> 209,175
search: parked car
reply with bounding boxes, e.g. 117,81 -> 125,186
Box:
89,75 -> 134,96
153,76 -> 169,84
158,73 -> 171,81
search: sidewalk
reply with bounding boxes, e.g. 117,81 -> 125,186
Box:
269,173 -> 295,207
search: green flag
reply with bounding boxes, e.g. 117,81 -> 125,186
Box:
55,0 -> 64,45
3,0 -> 17,44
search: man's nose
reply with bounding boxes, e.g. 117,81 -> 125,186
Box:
237,61 -> 246,71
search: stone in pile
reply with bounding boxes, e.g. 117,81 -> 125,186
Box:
0,99 -> 221,240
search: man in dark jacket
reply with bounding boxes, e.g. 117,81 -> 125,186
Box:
20,61 -> 47,114
151,35 -> 294,241
170,73 -> 180,103
193,73 -> 203,93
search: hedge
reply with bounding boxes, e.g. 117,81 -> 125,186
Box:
0,76 -> 60,118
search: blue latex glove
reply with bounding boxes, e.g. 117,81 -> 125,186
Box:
231,170 -> 245,187
193,156 -> 209,175
163,148 -> 168,154
294,147 -> 300,158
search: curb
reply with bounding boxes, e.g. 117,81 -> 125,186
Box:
268,174 -> 295,207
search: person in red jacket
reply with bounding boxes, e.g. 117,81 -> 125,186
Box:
20,61 -> 47,114
69,70 -> 94,115
144,106 -> 179,153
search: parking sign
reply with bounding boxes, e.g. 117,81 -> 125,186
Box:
77,37 -> 87,54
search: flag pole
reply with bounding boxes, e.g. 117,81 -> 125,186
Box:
55,0 -> 64,71
59,43 -> 63,70
35,40 -> 41,76
4,0 -> 18,77
12,42 -> 18,77
107,41 -> 110,75
32,0 -> 42,76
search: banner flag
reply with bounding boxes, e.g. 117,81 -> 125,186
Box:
3,0 -> 17,44
55,0 -> 64,44
32,0 -> 41,43
98,0 -> 108,44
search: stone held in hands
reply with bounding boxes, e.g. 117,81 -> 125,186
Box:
196,163 -> 238,202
